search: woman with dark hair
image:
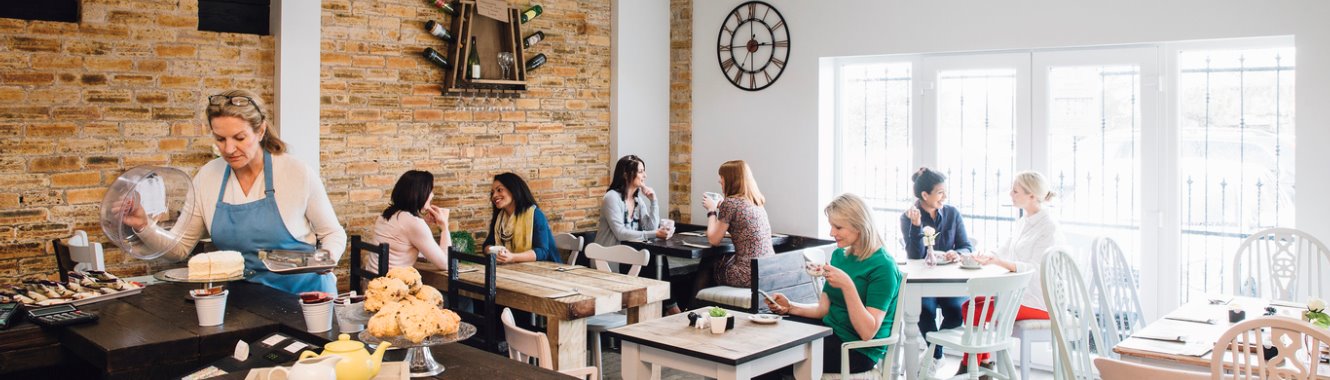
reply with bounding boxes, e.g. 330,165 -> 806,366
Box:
899,167 -> 973,367
367,170 -> 452,274
483,172 -> 561,264
594,155 -> 667,247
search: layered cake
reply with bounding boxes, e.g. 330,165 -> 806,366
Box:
188,251 -> 245,280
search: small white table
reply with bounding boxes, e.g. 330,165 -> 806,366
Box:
606,309 -> 832,380
897,260 -> 1012,380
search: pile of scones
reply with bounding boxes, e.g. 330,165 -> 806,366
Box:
365,267 -> 461,343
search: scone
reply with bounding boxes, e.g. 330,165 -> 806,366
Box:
386,267 -> 422,292
413,284 -> 445,307
364,277 -> 410,312
368,302 -> 404,338
437,309 -> 461,335
397,299 -> 439,343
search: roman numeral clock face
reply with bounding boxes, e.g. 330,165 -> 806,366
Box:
717,1 -> 789,91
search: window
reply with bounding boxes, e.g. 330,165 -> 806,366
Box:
832,38 -> 1295,313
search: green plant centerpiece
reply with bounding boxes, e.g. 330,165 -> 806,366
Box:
449,231 -> 475,254
708,306 -> 734,333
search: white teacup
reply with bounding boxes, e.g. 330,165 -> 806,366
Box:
961,256 -> 980,267
487,246 -> 504,255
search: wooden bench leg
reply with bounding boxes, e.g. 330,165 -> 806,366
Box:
627,301 -> 663,324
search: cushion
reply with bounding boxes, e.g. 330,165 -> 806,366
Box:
694,285 -> 751,309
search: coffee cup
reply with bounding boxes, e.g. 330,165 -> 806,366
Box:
704,192 -> 722,202
660,218 -> 676,238
487,246 -> 504,255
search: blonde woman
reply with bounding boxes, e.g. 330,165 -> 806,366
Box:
124,89 -> 345,295
763,193 -> 903,375
961,171 -> 1063,372
686,160 -> 774,308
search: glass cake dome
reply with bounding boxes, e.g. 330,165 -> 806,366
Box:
99,166 -> 197,260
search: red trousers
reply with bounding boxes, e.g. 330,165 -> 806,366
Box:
959,297 -> 1049,364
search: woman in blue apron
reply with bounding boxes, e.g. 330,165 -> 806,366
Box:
126,89 -> 345,295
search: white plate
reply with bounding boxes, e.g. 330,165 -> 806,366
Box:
959,264 -> 983,270
748,314 -> 782,324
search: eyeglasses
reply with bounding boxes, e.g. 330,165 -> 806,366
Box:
208,95 -> 266,123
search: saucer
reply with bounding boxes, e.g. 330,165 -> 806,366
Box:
959,263 -> 983,270
748,314 -> 782,324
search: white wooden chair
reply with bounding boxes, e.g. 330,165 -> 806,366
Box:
582,243 -> 651,373
1232,227 -> 1330,302
1012,318 -> 1052,380
1092,358 -> 1207,380
823,273 -> 910,380
555,233 -> 584,267
919,271 -> 1033,380
1090,237 -> 1145,350
1042,247 -> 1107,380
1210,316 -> 1330,379
499,307 -> 599,380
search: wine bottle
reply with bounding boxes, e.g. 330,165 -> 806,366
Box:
424,20 -> 454,42
525,53 -> 547,71
520,5 -> 543,23
433,0 -> 459,16
467,37 -> 481,79
422,47 -> 452,70
523,31 -> 545,49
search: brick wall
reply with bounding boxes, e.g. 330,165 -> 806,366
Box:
669,0 -> 692,221
0,0 -> 274,282
0,0 -> 613,285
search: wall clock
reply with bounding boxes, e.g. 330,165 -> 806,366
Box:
716,1 -> 789,91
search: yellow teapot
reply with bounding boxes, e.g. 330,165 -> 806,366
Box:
298,333 -> 392,380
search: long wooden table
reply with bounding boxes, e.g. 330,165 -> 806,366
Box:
1115,296 -> 1330,378
419,260 -> 671,370
0,280 -> 566,379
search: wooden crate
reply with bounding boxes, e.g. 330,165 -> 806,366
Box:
443,1 -> 528,96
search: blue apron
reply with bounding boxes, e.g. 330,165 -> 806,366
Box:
210,151 -> 336,295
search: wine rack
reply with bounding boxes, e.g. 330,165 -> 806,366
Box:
441,1 -> 528,97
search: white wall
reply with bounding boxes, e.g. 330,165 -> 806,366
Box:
271,0 -> 322,170
612,0 -> 671,209
691,0 -> 1330,243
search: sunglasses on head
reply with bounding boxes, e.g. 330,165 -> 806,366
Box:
208,95 -> 266,123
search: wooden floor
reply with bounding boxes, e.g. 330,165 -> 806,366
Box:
596,350 -> 1056,380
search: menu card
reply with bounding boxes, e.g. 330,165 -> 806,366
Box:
476,0 -> 507,22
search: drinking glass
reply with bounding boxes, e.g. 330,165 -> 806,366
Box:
497,52 -> 515,80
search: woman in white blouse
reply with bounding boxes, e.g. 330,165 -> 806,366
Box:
962,171 -> 1064,371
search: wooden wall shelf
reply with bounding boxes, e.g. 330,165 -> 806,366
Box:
442,1 -> 528,97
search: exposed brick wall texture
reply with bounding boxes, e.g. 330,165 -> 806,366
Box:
669,0 -> 692,221
0,0 -> 274,282
0,0 -> 613,287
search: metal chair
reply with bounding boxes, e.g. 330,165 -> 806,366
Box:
449,250 -> 499,353
1210,316 -> 1330,379
1092,358 -> 1207,380
822,273 -> 910,380
1042,247 -> 1107,380
919,271 -> 1034,380
1232,227 -> 1330,302
348,235 -> 390,294
500,307 -> 600,380
582,243 -> 651,374
1090,237 -> 1145,349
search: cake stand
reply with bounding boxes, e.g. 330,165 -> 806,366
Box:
152,267 -> 255,291
359,322 -> 477,377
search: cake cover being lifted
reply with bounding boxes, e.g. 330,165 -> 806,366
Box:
99,166 -> 197,260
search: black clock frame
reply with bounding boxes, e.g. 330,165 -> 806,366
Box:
716,1 -> 790,92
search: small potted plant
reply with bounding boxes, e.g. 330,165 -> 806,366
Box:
709,307 -> 733,334
1303,298 -> 1329,329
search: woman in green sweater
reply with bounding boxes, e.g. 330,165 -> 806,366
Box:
765,193 -> 904,374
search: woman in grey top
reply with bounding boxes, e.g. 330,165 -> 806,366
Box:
595,155 -> 669,247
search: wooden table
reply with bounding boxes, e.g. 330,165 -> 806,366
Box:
419,260 -> 670,370
897,260 -> 1013,380
0,280 -> 567,379
606,308 -> 832,380
1114,296 -> 1330,378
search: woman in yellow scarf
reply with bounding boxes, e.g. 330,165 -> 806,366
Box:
482,172 -> 561,264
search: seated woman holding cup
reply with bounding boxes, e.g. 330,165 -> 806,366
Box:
482,172 -> 561,264
367,170 -> 452,274
687,160 -> 775,308
594,155 -> 671,247
958,171 -> 1063,374
762,193 -> 903,376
